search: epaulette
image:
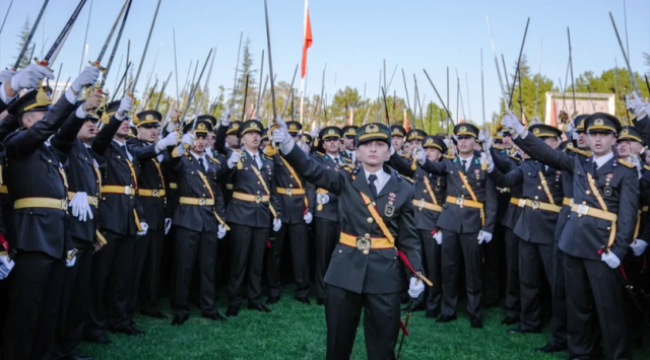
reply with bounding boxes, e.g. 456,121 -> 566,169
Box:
316,151 -> 325,157
399,174 -> 414,183
208,156 -> 220,164
618,159 -> 635,168
342,156 -> 353,163
400,153 -> 411,159
341,164 -> 354,173
263,154 -> 274,161
644,164 -> 650,171
567,146 -> 592,157
444,154 -> 455,160
492,144 -> 505,150
508,154 -> 521,162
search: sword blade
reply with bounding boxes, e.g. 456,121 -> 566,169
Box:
132,0 -> 163,93
13,0 -> 50,69
43,0 -> 89,65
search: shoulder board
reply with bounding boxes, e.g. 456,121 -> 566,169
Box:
263,154 -> 273,161
567,146 -> 592,157
444,154 -> 455,160
492,144 -> 505,150
400,153 -> 411,159
208,156 -> 220,164
341,164 -> 354,173
316,151 -> 325,157
399,175 -> 414,183
618,159 -> 635,168
508,154 -> 521,162
644,164 -> 650,171
342,156 -> 353,162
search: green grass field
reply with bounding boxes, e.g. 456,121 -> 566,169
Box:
79,290 -> 650,360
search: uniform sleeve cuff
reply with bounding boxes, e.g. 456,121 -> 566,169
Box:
0,83 -> 16,104
279,139 -> 295,155
114,111 -> 127,121
65,88 -> 78,104
75,106 -> 89,119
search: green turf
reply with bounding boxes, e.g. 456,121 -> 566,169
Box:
79,290 -> 650,360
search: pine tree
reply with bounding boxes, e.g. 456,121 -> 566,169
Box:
235,37 -> 256,119
14,17 -> 32,69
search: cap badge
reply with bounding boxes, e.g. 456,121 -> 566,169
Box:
366,124 -> 379,133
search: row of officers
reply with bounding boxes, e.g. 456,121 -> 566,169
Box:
0,62 -> 648,360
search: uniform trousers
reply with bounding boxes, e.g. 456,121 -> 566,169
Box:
171,227 -> 217,316
440,229 -> 483,320
325,285 -> 401,360
3,252 -> 65,360
133,228 -> 165,314
267,221 -> 310,298
53,240 -> 94,360
314,218 -> 339,301
518,240 -> 553,330
504,228 -> 521,320
85,230 -> 135,339
564,254 -> 630,360
228,224 -> 268,308
416,229 -> 442,314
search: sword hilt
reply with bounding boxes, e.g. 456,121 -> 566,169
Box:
33,58 -> 53,73
89,60 -> 106,73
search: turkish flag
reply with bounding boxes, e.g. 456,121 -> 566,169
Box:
301,7 -> 312,79
404,109 -> 409,132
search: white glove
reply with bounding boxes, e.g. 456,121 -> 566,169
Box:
164,218 -> 172,235
601,250 -> 621,269
217,224 -> 227,239
179,133 -> 195,149
630,239 -> 649,257
303,211 -> 313,224
117,96 -> 134,117
0,254 -> 15,280
0,69 -> 17,84
477,230 -> 493,244
407,277 -> 425,298
10,63 -> 54,92
273,218 -> 282,232
487,152 -> 495,173
626,92 -> 647,117
227,150 -> 242,169
69,192 -> 93,222
71,66 -> 101,93
137,222 -> 149,236
221,106 -> 232,126
272,117 -> 292,146
416,148 -> 426,165
66,250 -> 77,268
310,126 -> 320,138
317,193 -> 330,205
501,111 -> 525,135
433,230 -> 442,245
156,131 -> 179,152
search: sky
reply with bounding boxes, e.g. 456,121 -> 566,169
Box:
1,0 -> 649,123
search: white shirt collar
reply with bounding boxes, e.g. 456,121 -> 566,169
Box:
245,149 -> 262,168
458,154 -> 474,171
593,152 -> 614,169
365,168 -> 390,195
191,151 -> 208,171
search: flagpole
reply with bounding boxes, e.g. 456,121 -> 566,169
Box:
299,0 -> 309,126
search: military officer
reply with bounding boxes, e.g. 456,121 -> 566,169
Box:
312,126 -> 350,305
126,111 -> 178,321
390,135 -> 448,318
489,130 -> 523,326
487,124 -> 564,334
502,112 -> 642,360
266,120 -> 314,305
416,123 -> 498,328
222,120 -> 281,316
406,128 -> 426,150
2,65 -> 100,360
169,117 -> 228,325
391,125 -> 406,153
85,97 -> 148,343
51,93 -> 104,360
341,125 -> 358,163
0,64 -> 53,113
272,120 -> 427,360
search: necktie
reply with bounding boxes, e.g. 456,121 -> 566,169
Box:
198,158 -> 205,171
461,160 -> 467,172
252,154 -> 258,168
368,174 -> 378,198
334,158 -> 339,165
593,161 -> 598,174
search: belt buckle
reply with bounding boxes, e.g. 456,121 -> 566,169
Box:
569,198 -> 574,207
417,199 -> 425,210
531,200 -> 540,210
286,188 -> 293,196
577,204 -> 589,216
199,197 -> 206,206
518,199 -> 526,208
124,186 -> 132,195
152,189 -> 160,198
61,199 -> 68,211
455,197 -> 464,208
356,234 -> 371,255
254,195 -> 262,204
